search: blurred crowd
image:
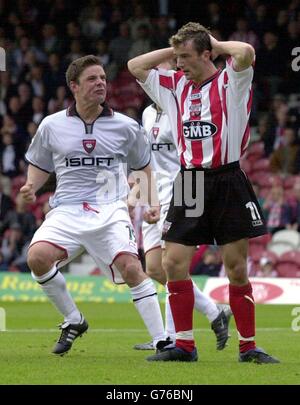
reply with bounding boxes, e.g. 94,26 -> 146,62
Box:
0,0 -> 300,275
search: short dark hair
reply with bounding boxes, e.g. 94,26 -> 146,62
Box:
65,55 -> 103,88
169,22 -> 212,54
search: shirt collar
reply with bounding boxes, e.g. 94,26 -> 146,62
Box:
66,102 -> 113,118
191,69 -> 221,90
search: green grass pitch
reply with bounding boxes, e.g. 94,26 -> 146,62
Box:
0,301 -> 299,385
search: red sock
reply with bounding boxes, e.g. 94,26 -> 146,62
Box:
229,282 -> 256,353
167,279 -> 195,352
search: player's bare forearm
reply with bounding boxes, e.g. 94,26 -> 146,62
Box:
141,164 -> 159,208
210,36 -> 255,71
127,181 -> 140,209
130,164 -> 160,224
26,164 -> 50,192
128,48 -> 174,83
20,164 -> 50,203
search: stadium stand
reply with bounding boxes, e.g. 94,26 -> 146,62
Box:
276,251 -> 300,277
268,241 -> 297,256
271,229 -> 300,248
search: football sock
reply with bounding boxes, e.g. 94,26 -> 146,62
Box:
32,266 -> 81,324
131,278 -> 165,346
165,281 -> 219,341
168,279 -> 195,352
229,282 -> 256,353
193,281 -> 220,322
164,285 -> 176,342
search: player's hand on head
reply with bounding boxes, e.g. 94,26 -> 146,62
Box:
209,34 -> 219,61
19,183 -> 36,203
143,206 -> 160,224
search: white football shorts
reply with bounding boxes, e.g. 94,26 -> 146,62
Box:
142,203 -> 169,254
29,200 -> 138,284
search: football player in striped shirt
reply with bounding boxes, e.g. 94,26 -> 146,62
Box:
132,76 -> 232,352
128,23 -> 279,363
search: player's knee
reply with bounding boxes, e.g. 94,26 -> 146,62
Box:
162,255 -> 182,278
147,270 -> 166,285
146,265 -> 165,285
27,247 -> 53,274
226,261 -> 248,284
122,259 -> 144,283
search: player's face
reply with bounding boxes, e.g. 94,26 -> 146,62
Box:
74,65 -> 107,105
175,40 -> 210,83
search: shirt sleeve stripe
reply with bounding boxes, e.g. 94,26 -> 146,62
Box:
130,157 -> 151,171
25,159 -> 51,174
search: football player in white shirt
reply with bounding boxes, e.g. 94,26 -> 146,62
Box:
20,55 -> 166,356
132,93 -> 232,352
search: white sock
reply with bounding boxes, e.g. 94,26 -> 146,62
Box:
32,266 -> 81,324
164,286 -> 176,342
131,278 -> 165,346
193,281 -> 219,322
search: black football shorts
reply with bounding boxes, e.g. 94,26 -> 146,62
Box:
162,161 -> 267,246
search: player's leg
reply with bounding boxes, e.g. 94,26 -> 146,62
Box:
147,242 -> 198,361
28,242 -> 88,355
146,248 -> 177,343
159,241 -> 230,349
142,215 -> 190,349
133,247 -> 167,350
28,242 -> 80,321
221,239 -> 254,350
136,243 -> 231,350
192,280 -> 231,350
28,207 -> 89,355
145,247 -> 166,284
221,239 -> 278,363
217,168 -> 279,363
142,219 -> 166,285
113,253 -> 166,347
86,205 -> 166,349
142,220 -> 196,353
164,277 -> 231,350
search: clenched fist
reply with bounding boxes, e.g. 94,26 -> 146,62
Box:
143,206 -> 160,224
19,183 -> 36,204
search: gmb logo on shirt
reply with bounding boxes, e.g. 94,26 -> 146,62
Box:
183,120 -> 217,140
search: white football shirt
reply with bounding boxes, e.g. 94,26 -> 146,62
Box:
142,104 -> 180,206
26,103 -> 150,206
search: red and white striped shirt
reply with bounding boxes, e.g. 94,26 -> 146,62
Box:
138,58 -> 253,169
